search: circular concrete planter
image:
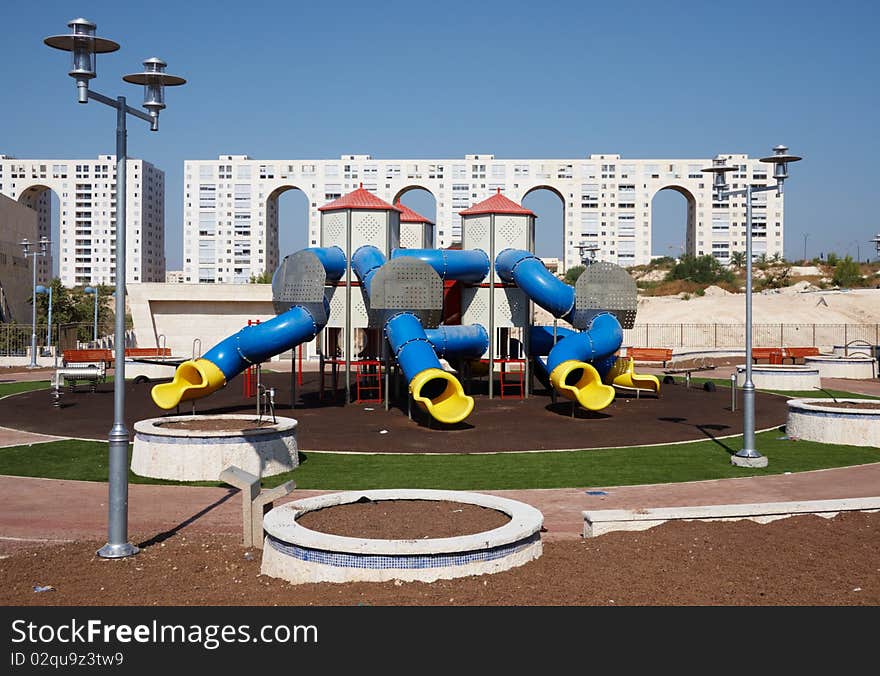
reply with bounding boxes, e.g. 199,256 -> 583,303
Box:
735,364 -> 820,391
132,414 -> 298,481
261,489 -> 544,584
787,398 -> 880,447
804,355 -> 878,379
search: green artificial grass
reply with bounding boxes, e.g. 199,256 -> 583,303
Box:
0,380 -> 51,397
2,429 -> 878,491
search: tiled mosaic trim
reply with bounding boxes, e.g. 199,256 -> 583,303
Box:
267,532 -> 540,570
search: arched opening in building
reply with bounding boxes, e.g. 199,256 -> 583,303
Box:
394,186 -> 436,248
650,185 -> 697,261
268,186 -> 310,278
17,185 -> 61,284
522,186 -> 564,269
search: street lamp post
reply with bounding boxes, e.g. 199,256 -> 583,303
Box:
44,18 -> 185,559
703,146 -> 801,468
20,237 -> 50,368
35,285 -> 53,357
84,286 -> 99,343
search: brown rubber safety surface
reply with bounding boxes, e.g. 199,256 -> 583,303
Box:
0,370 -> 788,452
1,511 -> 877,606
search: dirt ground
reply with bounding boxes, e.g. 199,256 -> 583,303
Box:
2,510 -> 877,606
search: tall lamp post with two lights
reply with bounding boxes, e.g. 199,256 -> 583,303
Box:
20,237 -> 50,368
702,145 -> 801,467
44,18 -> 185,558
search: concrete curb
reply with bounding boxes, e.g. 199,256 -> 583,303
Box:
583,496 -> 880,537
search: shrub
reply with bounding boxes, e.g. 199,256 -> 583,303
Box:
832,256 -> 862,288
563,265 -> 585,286
666,254 -> 735,285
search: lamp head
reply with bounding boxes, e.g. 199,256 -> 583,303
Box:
701,157 -> 735,201
759,145 -> 802,196
35,285 -> 48,295
123,58 -> 186,131
44,18 -> 120,103
84,286 -> 97,295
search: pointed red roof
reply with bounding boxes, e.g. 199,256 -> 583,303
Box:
458,189 -> 535,217
394,201 -> 434,224
318,185 -> 402,212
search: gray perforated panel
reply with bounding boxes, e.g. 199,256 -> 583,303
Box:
462,215 -> 490,254
272,250 -> 327,321
399,223 -> 422,249
461,287 -> 526,329
324,285 -> 368,328
321,211 -> 346,248
369,257 -> 442,327
496,215 -> 530,252
572,261 -> 638,330
352,211 -> 386,252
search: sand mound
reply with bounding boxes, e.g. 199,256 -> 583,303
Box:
703,285 -> 731,297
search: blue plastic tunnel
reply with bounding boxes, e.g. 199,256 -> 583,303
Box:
151,246 -> 345,410
495,248 -> 576,319
351,245 -> 475,424
497,248 -> 621,411
391,248 -> 490,283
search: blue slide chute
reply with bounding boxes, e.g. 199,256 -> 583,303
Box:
352,245 -> 475,424
496,248 -> 620,410
151,246 -> 345,410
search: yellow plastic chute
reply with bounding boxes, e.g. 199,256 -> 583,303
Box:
549,360 -> 616,411
150,359 -> 227,410
604,356 -> 661,394
409,367 -> 474,424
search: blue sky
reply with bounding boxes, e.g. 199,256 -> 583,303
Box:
3,0 -> 879,268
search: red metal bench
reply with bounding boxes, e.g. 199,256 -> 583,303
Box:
62,349 -> 113,367
780,347 -> 820,364
627,348 -> 673,367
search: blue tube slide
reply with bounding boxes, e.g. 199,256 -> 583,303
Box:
495,248 -> 575,319
151,246 -> 344,410
391,248 -> 490,284
497,248 -> 621,410
529,316 -> 622,375
351,245 -> 474,424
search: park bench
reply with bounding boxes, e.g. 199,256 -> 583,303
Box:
780,347 -> 820,363
62,348 -> 114,367
627,348 -> 673,367
750,347 -> 783,364
125,347 -> 172,358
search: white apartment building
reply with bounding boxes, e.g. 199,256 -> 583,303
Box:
0,154 -> 166,287
183,153 -> 784,283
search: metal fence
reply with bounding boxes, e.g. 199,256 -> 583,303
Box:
0,322 -> 119,356
623,323 -> 880,349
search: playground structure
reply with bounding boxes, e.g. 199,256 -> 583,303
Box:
151,187 -> 659,424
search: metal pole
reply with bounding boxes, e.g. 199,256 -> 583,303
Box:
733,184 -> 765,466
93,287 -> 99,342
45,287 -> 53,353
29,250 -> 38,368
98,96 -> 137,559
345,211 -> 352,404
488,213 -> 495,399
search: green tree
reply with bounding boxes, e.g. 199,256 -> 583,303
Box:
563,265 -> 585,286
832,256 -> 862,288
729,251 -> 746,268
825,252 -> 840,266
666,254 -> 734,285
249,270 -> 273,284
31,279 -> 115,342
